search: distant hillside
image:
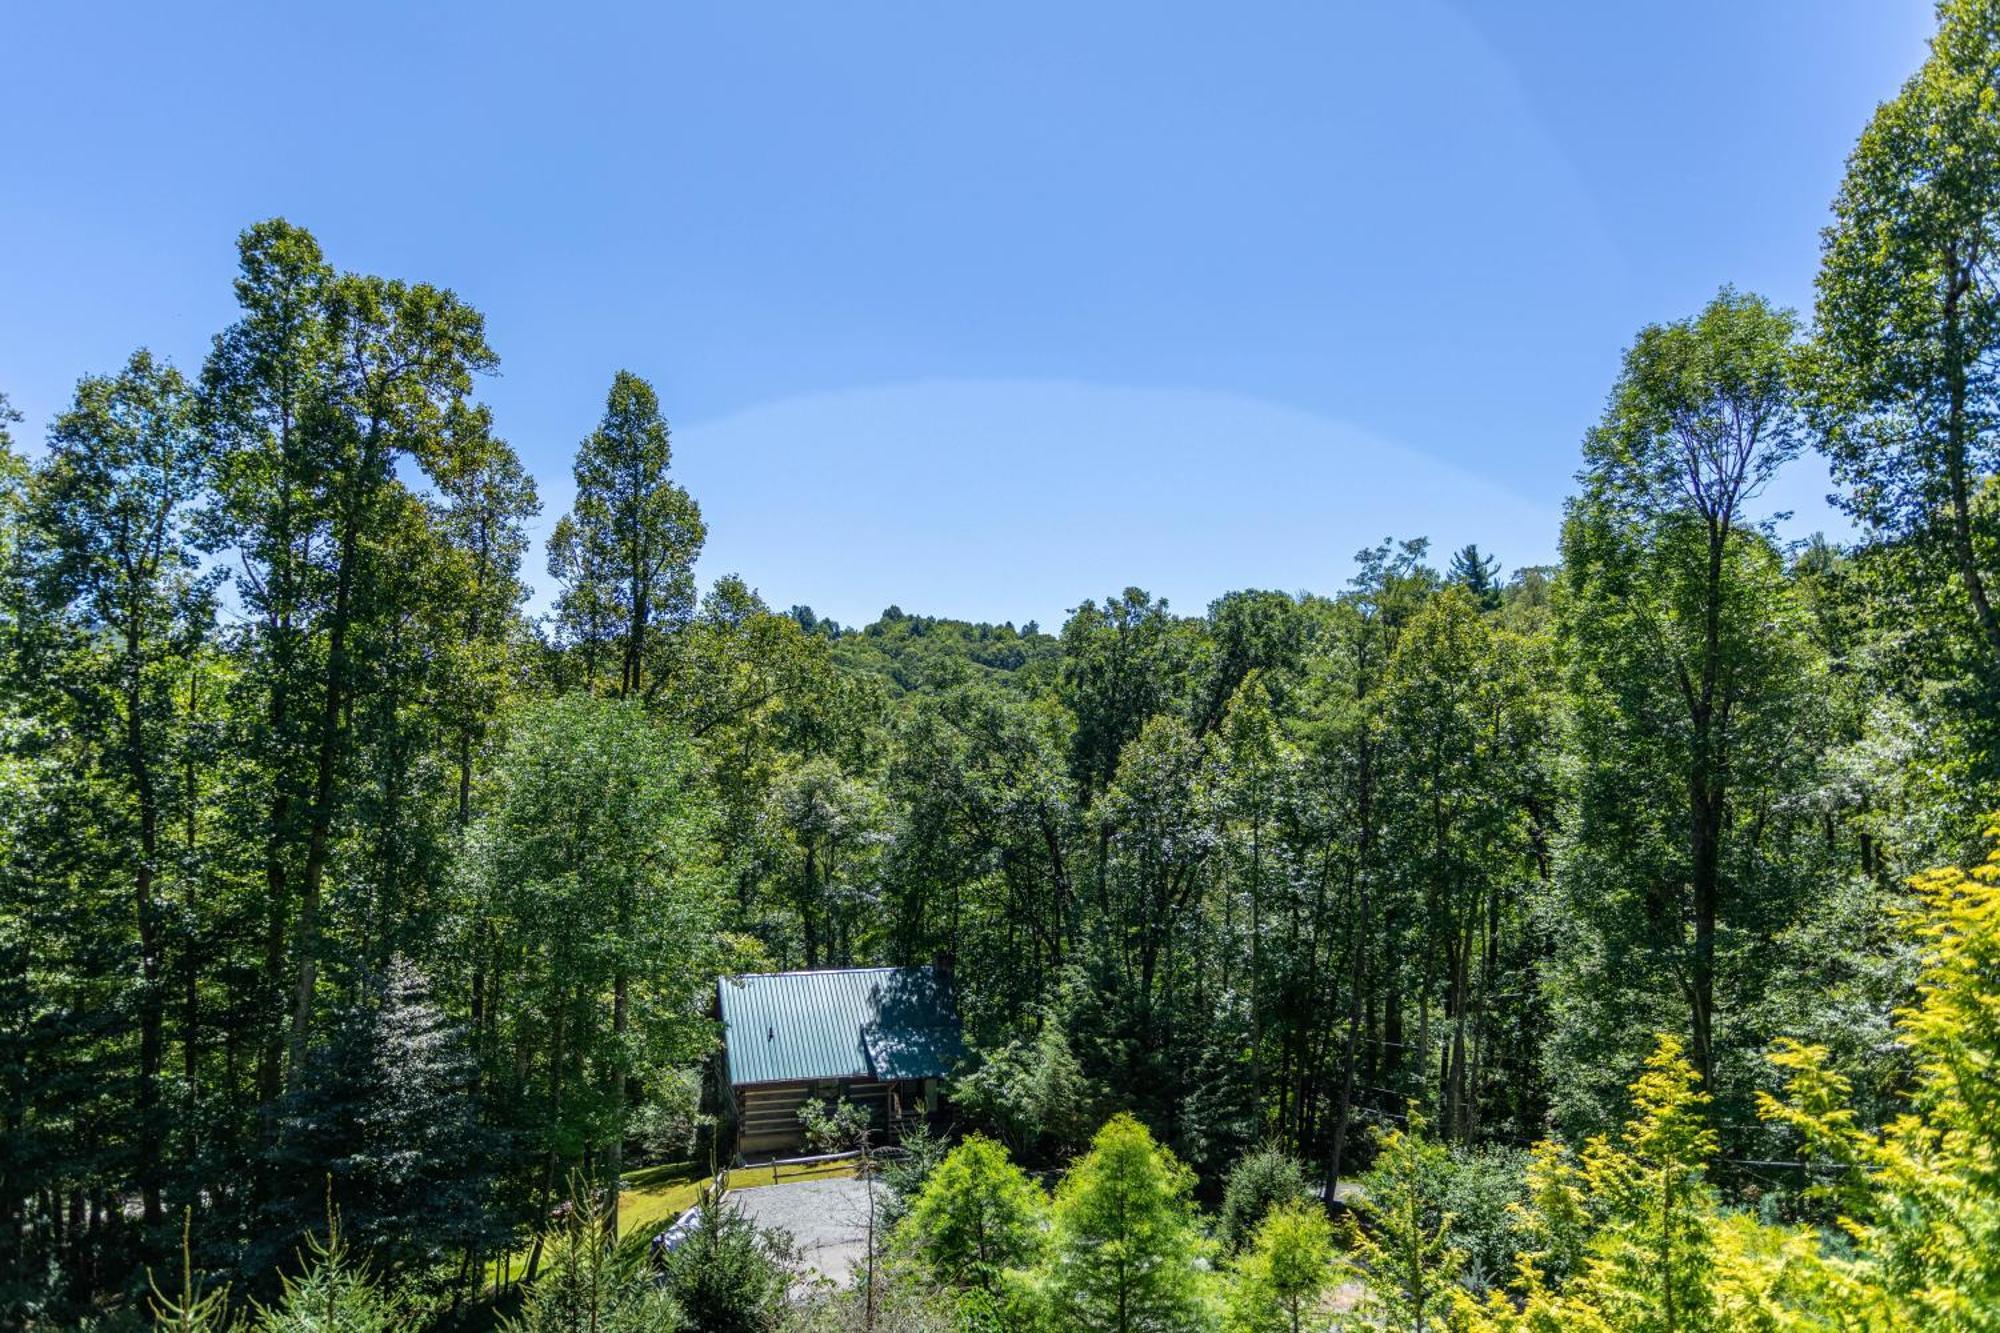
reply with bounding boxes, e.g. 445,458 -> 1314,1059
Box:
791,604 -> 1060,694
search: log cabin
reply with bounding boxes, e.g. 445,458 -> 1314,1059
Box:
715,963 -> 965,1157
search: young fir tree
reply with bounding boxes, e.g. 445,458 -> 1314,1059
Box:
149,1209 -> 235,1332
503,1176 -> 682,1333
1044,1114 -> 1211,1333
1224,1201 -> 1336,1333
1506,1140 -> 1592,1295
1347,1109 -> 1461,1333
251,1209 -> 398,1333
901,1134 -> 1047,1295
659,1186 -> 793,1333
263,960 -> 495,1281
352,959 -> 497,1277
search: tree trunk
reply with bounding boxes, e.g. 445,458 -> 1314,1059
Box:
1688,781 -> 1720,1090
182,671 -> 200,1107
1326,874 -> 1368,1194
287,502 -> 360,1084
124,621 -> 166,1231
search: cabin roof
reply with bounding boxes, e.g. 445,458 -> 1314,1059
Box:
718,965 -> 965,1087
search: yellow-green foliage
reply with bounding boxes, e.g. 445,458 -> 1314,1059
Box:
1576,1035 -> 1719,1332
1347,1108 -> 1461,1333
1045,1113 -> 1212,1333
1468,822 -> 2000,1331
1224,1201 -> 1335,1333
1508,1141 -> 1590,1292
900,1133 -> 1048,1294
1753,824 -> 2000,1330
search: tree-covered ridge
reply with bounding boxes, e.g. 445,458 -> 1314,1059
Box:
824,605 -> 1061,697
9,0 -> 2000,1328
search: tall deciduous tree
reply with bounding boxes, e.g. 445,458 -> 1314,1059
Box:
431,403 -> 538,828
1815,0 -> 2000,679
34,350 -> 215,1232
1555,289 -> 1814,1108
548,371 -> 704,700
465,694 -> 715,1247
203,219 -> 499,1104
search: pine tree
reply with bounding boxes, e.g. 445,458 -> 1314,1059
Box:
1046,1114 -> 1212,1333
1447,544 -> 1501,611
659,1186 -> 793,1333
252,1209 -> 398,1333
149,1209 -> 235,1332
503,1177 -> 683,1333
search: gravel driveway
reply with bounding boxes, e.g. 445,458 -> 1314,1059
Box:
730,1176 -> 878,1286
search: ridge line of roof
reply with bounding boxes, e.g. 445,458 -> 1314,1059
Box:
718,964 -> 935,981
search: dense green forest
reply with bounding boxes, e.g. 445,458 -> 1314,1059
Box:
9,2 -> 2000,1329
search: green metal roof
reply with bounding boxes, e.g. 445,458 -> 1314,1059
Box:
718,965 -> 966,1087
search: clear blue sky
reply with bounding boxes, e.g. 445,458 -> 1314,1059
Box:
0,2 -> 1935,629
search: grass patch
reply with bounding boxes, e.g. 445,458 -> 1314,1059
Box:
726,1157 -> 860,1192
617,1159 -> 711,1242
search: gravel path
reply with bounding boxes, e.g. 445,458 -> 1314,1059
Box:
730,1176 -> 877,1286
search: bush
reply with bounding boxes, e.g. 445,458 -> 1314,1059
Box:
1438,1145 -> 1529,1295
1218,1146 -> 1313,1254
798,1098 -> 871,1155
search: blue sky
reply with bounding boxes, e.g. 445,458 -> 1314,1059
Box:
0,2 -> 1935,628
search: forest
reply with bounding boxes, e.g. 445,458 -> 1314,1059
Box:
7,2 -> 2000,1330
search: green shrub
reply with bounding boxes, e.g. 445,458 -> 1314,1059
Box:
1438,1145 -> 1529,1295
1218,1146 -> 1313,1254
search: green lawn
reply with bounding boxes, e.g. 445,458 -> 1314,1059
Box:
616,1160 -> 711,1243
